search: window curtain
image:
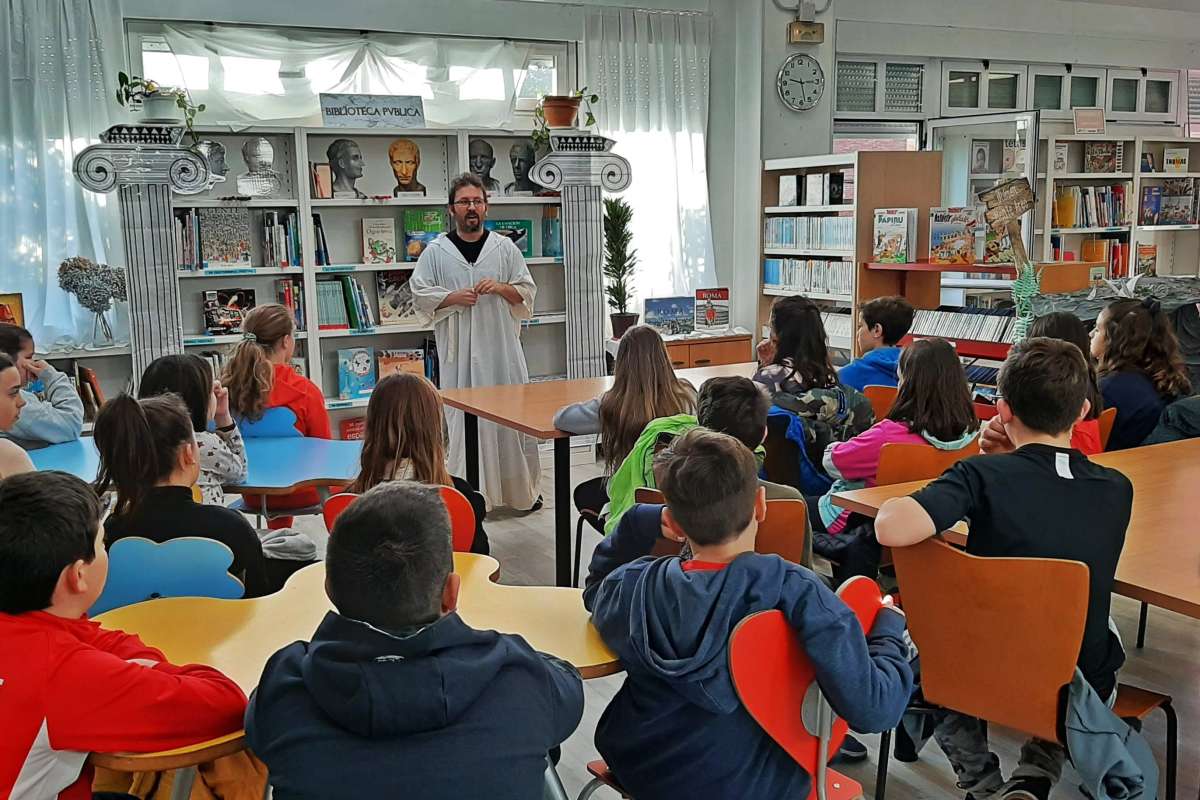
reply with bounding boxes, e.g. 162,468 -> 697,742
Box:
153,23 -> 535,128
584,9 -> 715,317
0,0 -> 124,347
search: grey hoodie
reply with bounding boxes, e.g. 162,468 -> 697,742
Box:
2,364 -> 83,448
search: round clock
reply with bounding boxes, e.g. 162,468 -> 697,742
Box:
777,53 -> 825,112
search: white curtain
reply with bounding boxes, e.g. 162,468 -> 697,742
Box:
584,9 -> 716,317
153,23 -> 535,128
0,0 -> 124,347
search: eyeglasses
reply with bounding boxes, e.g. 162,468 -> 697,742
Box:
452,199 -> 487,208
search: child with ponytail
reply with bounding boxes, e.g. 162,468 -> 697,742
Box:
221,304 -> 330,525
93,393 -> 271,596
1091,297 -> 1192,450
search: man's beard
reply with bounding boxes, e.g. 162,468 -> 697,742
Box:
461,214 -> 482,232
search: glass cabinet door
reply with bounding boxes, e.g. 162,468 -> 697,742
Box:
1031,73 -> 1065,111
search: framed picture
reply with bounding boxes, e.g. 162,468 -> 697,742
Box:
0,293 -> 24,327
970,140 -> 992,174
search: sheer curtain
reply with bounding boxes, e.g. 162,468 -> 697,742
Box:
584,9 -> 715,317
0,0 -> 123,346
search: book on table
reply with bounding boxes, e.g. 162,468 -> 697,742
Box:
694,288 -> 730,332
929,207 -> 983,265
872,208 -> 917,263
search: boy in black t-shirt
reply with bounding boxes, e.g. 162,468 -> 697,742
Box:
876,338 -> 1132,800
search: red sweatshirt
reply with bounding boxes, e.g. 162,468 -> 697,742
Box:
243,363 -> 332,511
0,611 -> 246,800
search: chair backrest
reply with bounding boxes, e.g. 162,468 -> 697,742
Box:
973,402 -> 999,421
762,411 -> 804,490
323,488 -> 475,553
730,576 -> 882,795
1097,406 -> 1118,450
889,539 -> 1088,743
875,439 -> 979,487
863,385 -> 898,421
90,537 -> 244,616
237,406 -> 301,438
634,487 -> 664,504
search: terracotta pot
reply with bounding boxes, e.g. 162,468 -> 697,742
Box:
541,95 -> 582,129
610,312 -> 639,339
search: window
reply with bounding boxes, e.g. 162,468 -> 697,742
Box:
833,121 -> 920,153
127,22 -> 571,128
835,58 -> 927,118
836,61 -> 877,113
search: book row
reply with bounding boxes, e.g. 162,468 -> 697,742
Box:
763,216 -> 855,250
337,344 -> 440,401
1052,184 -> 1131,229
776,171 -> 851,207
873,207 -> 1015,266
762,259 -> 852,297
175,208 -> 302,270
909,309 -> 1017,344
1140,179 -> 1198,226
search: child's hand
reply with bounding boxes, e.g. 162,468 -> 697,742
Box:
978,414 -> 1015,454
213,380 -> 233,427
756,337 -> 776,365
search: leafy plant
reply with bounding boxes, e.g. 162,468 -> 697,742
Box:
532,86 -> 600,151
115,72 -> 206,146
603,197 -> 637,315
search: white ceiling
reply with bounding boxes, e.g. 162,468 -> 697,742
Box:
1061,0 -> 1200,12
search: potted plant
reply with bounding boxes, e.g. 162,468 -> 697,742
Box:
603,197 -> 639,338
532,87 -> 600,152
115,72 -> 206,146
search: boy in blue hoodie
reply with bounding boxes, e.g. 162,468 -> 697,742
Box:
246,481 -> 584,799
839,295 -> 914,391
584,428 -> 913,799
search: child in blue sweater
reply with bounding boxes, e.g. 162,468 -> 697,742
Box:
839,295 -> 915,391
584,428 -> 912,800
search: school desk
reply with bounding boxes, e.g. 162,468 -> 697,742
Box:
440,362 -> 758,586
28,436 -> 361,493
90,554 -> 618,780
832,438 -> 1200,620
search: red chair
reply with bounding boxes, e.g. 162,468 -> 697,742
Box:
322,487 -> 476,553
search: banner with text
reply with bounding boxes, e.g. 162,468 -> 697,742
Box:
320,94 -> 426,129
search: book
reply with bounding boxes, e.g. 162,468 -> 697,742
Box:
485,219 -> 534,257
311,163 -> 333,199
376,270 -> 417,326
694,288 -> 730,332
197,208 -> 252,268
872,208 -> 916,263
929,207 -> 982,265
312,213 -> 332,266
1141,152 -> 1156,173
1054,143 -> 1069,173
203,288 -> 256,335
644,296 -> 695,336
778,175 -> 798,206
361,218 -> 398,264
275,276 -> 305,331
1084,142 -> 1117,174
337,347 -> 376,400
826,172 -> 845,205
378,348 -> 425,378
1160,178 -> 1195,225
983,224 -> 1018,265
1136,244 -> 1157,276
289,356 -> 308,378
339,417 -> 366,440
316,280 -> 350,330
804,173 -> 824,206
1164,148 -> 1189,173
970,140 -> 991,174
1140,185 -> 1162,225
403,209 -> 446,261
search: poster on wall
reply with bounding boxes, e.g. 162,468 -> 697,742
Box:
319,94 -> 427,129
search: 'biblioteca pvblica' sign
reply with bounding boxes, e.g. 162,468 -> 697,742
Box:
319,94 -> 426,129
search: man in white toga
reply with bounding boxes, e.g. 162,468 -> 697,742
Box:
411,173 -> 541,511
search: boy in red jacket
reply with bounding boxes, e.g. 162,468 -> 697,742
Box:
0,471 -> 247,800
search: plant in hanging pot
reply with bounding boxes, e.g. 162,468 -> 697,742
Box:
603,197 -> 639,339
532,87 -> 600,152
115,72 -> 206,146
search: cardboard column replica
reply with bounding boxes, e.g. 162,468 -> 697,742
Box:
530,131 -> 632,379
73,125 -> 211,389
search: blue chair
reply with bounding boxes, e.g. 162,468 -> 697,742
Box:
231,407 -> 323,525
89,537 -> 245,616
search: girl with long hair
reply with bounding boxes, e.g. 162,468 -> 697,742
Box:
1091,298 -> 1192,450
221,304 -> 330,525
349,372 -> 489,552
0,354 -> 33,477
93,393 -> 271,596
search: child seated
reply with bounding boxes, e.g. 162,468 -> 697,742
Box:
838,296 -> 915,391
246,481 -> 584,799
0,471 -> 246,800
877,337 -> 1133,800
584,429 -> 912,799
0,354 -> 34,477
1090,298 -> 1192,450
93,394 -> 275,596
0,323 -> 84,448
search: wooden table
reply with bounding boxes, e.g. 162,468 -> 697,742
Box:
91,553 -> 618,776
833,438 -> 1200,619
440,362 -> 758,585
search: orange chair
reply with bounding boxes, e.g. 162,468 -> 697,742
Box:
875,439 -> 979,487
890,539 -> 1177,800
1097,406 -> 1118,450
322,487 -> 476,553
863,385 -> 898,421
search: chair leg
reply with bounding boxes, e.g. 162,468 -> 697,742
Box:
169,766 -> 197,800
1136,602 -> 1149,649
1161,700 -> 1177,800
542,756 -> 570,800
576,778 -> 607,800
875,729 -> 892,800
573,515 -> 586,588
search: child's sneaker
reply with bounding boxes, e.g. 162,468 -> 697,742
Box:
960,771 -> 1005,800
999,776 -> 1052,800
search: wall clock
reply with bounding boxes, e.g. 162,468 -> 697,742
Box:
777,53 -> 825,112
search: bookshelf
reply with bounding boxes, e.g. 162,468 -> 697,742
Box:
759,151 -> 943,355
1130,137 -> 1200,279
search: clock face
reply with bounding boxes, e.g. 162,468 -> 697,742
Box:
777,54 -> 825,112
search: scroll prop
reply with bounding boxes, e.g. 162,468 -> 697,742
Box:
978,178 -> 1039,342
